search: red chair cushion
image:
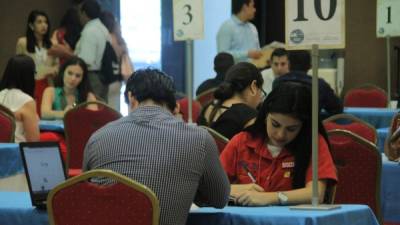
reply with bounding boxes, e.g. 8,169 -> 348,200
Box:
344,89 -> 387,108
324,122 -> 376,143
51,182 -> 154,225
178,98 -> 202,123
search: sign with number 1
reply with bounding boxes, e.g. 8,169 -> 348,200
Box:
173,0 -> 204,41
285,0 -> 345,49
377,0 -> 400,37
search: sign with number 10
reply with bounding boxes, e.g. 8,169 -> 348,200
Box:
173,0 -> 204,41
377,0 -> 400,37
286,0 -> 345,49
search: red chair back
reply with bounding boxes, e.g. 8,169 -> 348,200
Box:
177,97 -> 202,123
47,170 -> 160,225
344,84 -> 388,108
64,101 -> 121,174
0,104 -> 15,142
201,126 -> 229,154
196,88 -> 217,107
327,129 -> 382,222
323,113 -> 377,144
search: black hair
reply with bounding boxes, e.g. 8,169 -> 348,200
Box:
80,0 -> 101,19
124,68 -> 177,111
246,80 -> 329,189
0,55 -> 36,98
232,0 -> 252,14
270,48 -> 289,61
26,10 -> 52,53
99,11 -> 116,33
59,8 -> 82,49
214,52 -> 234,80
54,57 -> 92,104
289,50 -> 311,72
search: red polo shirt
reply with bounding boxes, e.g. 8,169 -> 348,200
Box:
220,132 -> 337,191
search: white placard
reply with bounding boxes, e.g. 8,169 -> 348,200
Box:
285,0 -> 345,49
377,0 -> 400,37
173,0 -> 204,41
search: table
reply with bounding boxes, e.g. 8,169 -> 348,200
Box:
381,155 -> 400,223
0,192 -> 379,225
39,120 -> 64,133
187,205 -> 379,225
0,143 -> 21,178
344,107 -> 397,128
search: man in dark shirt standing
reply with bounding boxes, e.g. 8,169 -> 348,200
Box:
273,50 -> 343,119
196,52 -> 234,96
83,68 -> 230,225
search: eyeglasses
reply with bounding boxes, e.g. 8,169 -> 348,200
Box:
260,88 -> 267,99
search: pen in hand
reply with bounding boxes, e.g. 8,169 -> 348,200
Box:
241,162 -> 257,183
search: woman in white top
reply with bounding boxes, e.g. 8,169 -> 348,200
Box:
0,55 -> 40,142
16,10 -> 58,116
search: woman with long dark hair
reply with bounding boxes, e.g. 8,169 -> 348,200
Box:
41,57 -> 97,119
0,55 -> 40,142
220,80 -> 337,206
16,10 -> 58,115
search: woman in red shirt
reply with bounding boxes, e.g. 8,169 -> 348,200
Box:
220,80 -> 337,206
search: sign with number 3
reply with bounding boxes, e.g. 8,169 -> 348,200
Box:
285,0 -> 345,49
173,0 -> 204,41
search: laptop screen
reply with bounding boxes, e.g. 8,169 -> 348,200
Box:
20,142 -> 67,205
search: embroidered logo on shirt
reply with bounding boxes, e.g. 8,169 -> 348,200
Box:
284,171 -> 291,178
282,161 -> 295,168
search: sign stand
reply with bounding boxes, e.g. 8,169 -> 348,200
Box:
185,40 -> 194,123
387,36 -> 392,108
290,45 -> 340,211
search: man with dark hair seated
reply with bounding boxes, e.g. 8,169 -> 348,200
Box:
83,68 -> 230,225
273,50 -> 343,119
196,52 -> 234,96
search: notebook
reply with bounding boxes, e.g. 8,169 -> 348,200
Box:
19,142 -> 67,209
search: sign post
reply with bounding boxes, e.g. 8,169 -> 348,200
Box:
377,0 -> 400,107
173,0 -> 204,123
286,0 -> 345,210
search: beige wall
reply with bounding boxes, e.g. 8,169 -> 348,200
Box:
344,0 -> 400,99
0,0 -> 71,80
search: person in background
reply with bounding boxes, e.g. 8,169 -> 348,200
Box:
196,52 -> 234,96
261,48 -> 289,95
100,11 -> 133,111
83,68 -> 230,225
220,81 -> 337,206
0,55 -> 40,142
75,0 -> 110,101
41,57 -> 97,120
217,0 -> 262,63
273,50 -> 343,119
49,7 -> 82,65
197,62 -> 264,139
16,9 -> 58,116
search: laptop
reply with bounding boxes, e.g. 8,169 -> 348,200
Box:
19,142 -> 67,209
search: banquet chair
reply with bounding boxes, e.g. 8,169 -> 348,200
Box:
327,129 -> 382,223
201,126 -> 229,154
0,104 -> 15,142
343,84 -> 388,108
64,101 -> 121,177
323,113 -> 377,144
177,97 -> 202,123
196,87 -> 217,107
47,169 -> 160,225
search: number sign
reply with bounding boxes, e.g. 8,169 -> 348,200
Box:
377,0 -> 400,37
173,0 -> 204,41
286,0 -> 345,49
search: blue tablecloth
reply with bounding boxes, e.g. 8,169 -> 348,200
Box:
381,155 -> 400,223
187,205 -> 379,225
0,192 -> 379,225
39,120 -> 64,132
377,127 -> 389,153
344,107 -> 398,128
0,143 -> 22,178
